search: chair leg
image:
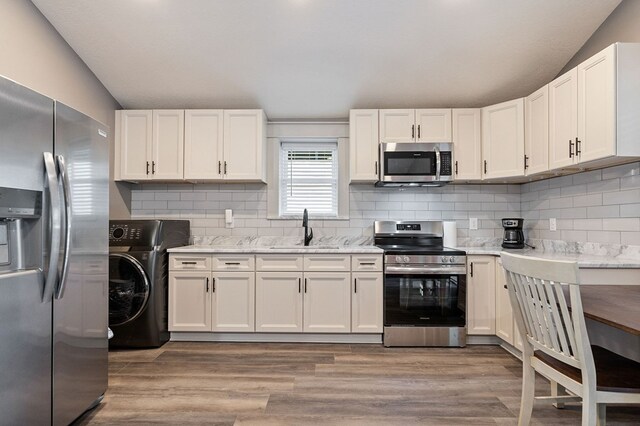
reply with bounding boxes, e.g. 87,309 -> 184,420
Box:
581,395 -> 597,426
596,404 -> 606,426
519,357 -> 536,426
550,380 -> 566,409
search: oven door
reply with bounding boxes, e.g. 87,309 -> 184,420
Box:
384,271 -> 466,327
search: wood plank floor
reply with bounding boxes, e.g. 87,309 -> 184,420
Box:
75,342 -> 640,425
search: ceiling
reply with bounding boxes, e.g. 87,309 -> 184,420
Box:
32,0 -> 620,119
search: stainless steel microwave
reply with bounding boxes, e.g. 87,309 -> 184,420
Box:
376,142 -> 454,187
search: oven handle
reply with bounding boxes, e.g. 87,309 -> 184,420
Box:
385,265 -> 467,275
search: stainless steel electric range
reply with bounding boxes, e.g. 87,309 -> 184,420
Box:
374,221 -> 467,347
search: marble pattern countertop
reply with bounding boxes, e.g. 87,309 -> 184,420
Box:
168,236 -> 383,254
456,246 -> 640,269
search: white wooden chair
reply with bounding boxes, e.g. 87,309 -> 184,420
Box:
500,252 -> 640,426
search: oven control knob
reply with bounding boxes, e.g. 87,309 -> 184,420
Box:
449,256 -> 456,263
441,256 -> 447,263
403,256 -> 410,263
395,256 -> 403,263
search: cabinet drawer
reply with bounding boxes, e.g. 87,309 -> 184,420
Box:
352,255 -> 383,271
170,255 -> 211,271
256,255 -> 303,272
211,255 -> 255,271
303,255 -> 351,272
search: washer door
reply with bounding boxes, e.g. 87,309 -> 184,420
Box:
109,253 -> 150,326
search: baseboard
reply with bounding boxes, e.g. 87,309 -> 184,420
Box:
466,335 -> 501,345
170,332 -> 383,344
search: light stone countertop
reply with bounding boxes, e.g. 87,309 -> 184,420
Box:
168,244 -> 384,254
455,246 -> 640,269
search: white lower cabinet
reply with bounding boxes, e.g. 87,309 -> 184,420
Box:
495,258 -> 525,352
351,273 -> 383,333
303,272 -> 351,333
169,271 -> 212,332
467,256 -> 496,335
211,272 -> 255,332
169,253 -> 383,337
255,272 -> 303,332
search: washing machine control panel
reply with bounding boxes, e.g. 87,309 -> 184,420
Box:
109,224 -> 143,242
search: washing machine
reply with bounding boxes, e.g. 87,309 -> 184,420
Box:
108,220 -> 190,348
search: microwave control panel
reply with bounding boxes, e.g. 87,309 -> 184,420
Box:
440,152 -> 452,176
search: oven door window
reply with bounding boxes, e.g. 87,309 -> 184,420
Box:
384,274 -> 466,327
383,151 -> 436,176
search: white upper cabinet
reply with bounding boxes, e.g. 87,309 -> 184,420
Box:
117,109 -> 184,181
117,110 -> 152,181
349,109 -> 379,182
481,98 -> 525,179
549,68 -> 578,170
577,44 -> 616,163
379,109 -> 415,142
548,43 -> 640,170
184,110 -> 224,180
415,109 -> 452,142
452,109 -> 482,180
152,110 -> 184,180
379,109 -> 452,142
223,110 -> 266,181
524,85 -> 549,176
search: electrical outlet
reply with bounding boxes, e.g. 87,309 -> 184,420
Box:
469,217 -> 478,230
550,218 -> 557,231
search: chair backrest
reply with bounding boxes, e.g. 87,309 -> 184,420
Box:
500,252 -> 594,373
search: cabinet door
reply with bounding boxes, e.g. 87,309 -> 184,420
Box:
494,258 -> 514,345
303,272 -> 351,333
152,110 -> 184,179
481,99 -> 525,179
223,110 -> 266,181
525,86 -> 549,176
255,272 -> 303,332
467,256 -> 496,335
549,69 -> 578,170
118,110 -> 152,180
169,272 -> 211,332
349,109 -> 379,182
211,272 -> 255,332
379,109 -> 415,142
452,109 -> 482,180
416,109 -> 452,142
184,110 -> 224,180
578,44 -> 616,163
351,273 -> 383,333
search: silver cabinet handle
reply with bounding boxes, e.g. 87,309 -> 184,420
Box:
55,155 -> 72,299
42,152 -> 62,303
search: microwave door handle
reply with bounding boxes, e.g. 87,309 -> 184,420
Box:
43,152 -> 62,303
435,146 -> 441,181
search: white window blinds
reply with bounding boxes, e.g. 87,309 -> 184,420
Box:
279,141 -> 339,217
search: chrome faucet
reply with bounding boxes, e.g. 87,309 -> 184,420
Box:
302,208 -> 313,246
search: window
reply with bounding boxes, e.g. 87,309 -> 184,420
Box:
279,141 -> 338,218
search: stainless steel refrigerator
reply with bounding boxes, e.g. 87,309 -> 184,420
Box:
0,76 -> 109,424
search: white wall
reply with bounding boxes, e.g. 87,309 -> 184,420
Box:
0,0 -> 129,218
558,0 -> 640,75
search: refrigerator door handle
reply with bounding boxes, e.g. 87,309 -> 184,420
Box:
55,155 -> 72,299
43,152 -> 62,302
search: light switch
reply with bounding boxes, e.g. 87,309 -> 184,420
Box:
469,218 -> 478,230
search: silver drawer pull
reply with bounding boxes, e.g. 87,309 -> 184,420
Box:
360,262 -> 376,265
225,262 -> 241,265
181,261 -> 197,265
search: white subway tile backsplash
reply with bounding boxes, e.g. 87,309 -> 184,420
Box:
129,162 -> 640,248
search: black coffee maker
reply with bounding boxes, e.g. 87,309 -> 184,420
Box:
502,218 -> 525,249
